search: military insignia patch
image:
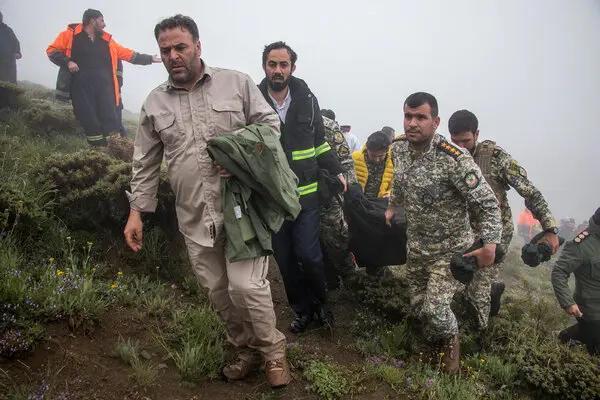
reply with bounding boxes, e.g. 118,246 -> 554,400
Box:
255,142 -> 265,155
464,171 -> 480,189
438,141 -> 462,159
338,147 -> 350,158
574,230 -> 590,244
508,160 -> 527,178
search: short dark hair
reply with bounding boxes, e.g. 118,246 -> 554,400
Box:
154,14 -> 199,41
448,109 -> 478,135
262,41 -> 297,67
366,131 -> 391,152
381,126 -> 395,137
404,92 -> 439,118
82,9 -> 103,25
321,109 -> 336,120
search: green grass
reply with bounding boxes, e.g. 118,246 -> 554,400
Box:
129,356 -> 158,387
114,337 -> 158,387
157,306 -> 225,381
115,337 -> 140,365
303,360 -> 350,400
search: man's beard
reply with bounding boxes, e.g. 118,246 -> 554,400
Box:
267,74 -> 290,92
168,54 -> 198,84
169,63 -> 192,83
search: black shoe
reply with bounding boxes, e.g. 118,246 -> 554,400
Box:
315,304 -> 335,333
290,313 -> 313,334
490,281 -> 505,317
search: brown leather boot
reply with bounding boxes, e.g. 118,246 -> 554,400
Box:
441,334 -> 460,374
265,357 -> 291,388
222,351 -> 262,380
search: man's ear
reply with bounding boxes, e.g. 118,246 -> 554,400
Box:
433,115 -> 440,130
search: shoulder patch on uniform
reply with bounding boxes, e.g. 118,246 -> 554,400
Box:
508,160 -> 527,178
438,140 -> 463,159
574,230 -> 590,244
464,171 -> 480,189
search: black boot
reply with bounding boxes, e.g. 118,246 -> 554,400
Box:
489,281 -> 505,317
315,303 -> 335,335
290,313 -> 313,334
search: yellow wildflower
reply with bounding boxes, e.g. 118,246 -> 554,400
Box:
111,282 -> 118,289
56,269 -> 64,277
117,271 -> 123,277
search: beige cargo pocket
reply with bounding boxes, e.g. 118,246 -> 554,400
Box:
211,101 -> 245,133
154,112 -> 185,150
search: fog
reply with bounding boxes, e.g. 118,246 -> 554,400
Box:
2,0 -> 598,222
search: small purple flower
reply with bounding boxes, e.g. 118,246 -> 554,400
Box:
367,355 -> 385,365
424,378 -> 434,388
392,358 -> 405,369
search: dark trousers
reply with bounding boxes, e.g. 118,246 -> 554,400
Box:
0,60 -> 17,83
116,102 -> 127,137
272,207 -> 327,316
70,70 -> 118,145
559,319 -> 600,356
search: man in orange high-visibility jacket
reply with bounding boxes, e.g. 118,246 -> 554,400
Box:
47,9 -> 159,146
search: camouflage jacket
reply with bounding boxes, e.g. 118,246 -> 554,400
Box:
322,116 -> 356,184
471,140 -> 556,246
390,134 -> 502,256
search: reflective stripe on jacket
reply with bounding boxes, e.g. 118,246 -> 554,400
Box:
258,76 -> 342,209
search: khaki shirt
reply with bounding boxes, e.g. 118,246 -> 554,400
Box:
128,62 -> 280,247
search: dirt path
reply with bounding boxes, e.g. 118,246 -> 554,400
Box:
1,265 -> 390,400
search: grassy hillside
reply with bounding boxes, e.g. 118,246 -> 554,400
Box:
0,81 -> 598,400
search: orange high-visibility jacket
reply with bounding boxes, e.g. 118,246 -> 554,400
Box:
46,24 -> 137,106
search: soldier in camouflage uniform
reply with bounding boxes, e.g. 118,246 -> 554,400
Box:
320,109 -> 356,281
386,93 -> 502,373
449,110 -> 559,319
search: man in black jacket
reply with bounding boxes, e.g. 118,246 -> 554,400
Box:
0,11 -> 21,84
259,41 -> 345,333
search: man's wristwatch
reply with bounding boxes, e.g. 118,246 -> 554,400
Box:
544,227 -> 559,235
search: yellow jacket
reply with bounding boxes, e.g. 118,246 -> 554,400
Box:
352,148 -> 394,198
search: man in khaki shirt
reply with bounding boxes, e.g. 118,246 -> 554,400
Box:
123,15 -> 290,388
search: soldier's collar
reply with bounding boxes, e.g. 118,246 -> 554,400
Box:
408,133 -> 439,154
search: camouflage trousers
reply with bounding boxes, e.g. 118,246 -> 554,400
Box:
319,195 -> 354,277
406,252 -> 499,341
464,263 -> 499,330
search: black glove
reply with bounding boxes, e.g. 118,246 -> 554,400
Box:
450,253 -> 477,284
521,231 -> 565,267
450,240 -> 506,284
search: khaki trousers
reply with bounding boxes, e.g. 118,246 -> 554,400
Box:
184,237 -> 286,361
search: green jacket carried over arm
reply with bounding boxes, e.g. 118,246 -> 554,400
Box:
207,124 -> 301,262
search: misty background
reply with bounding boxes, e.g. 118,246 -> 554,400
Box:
1,0 -> 598,224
